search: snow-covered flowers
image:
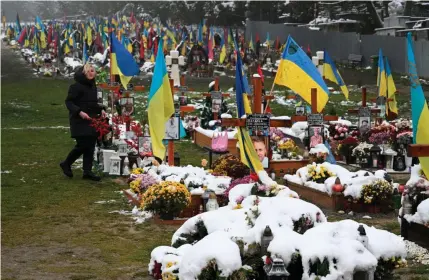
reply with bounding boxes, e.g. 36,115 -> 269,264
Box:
361,179 -> 393,204
352,142 -> 374,158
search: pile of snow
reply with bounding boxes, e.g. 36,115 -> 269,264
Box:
144,164 -> 232,195
140,61 -> 154,73
64,57 -> 83,70
309,143 -> 329,155
284,162 -> 390,198
150,193 -> 406,278
179,231 -> 242,279
405,198 -> 429,226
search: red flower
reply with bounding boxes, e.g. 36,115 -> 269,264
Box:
90,116 -> 111,140
250,172 -> 259,182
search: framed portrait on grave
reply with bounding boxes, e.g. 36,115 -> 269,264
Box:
376,96 -> 386,118
97,87 -> 103,104
164,114 -> 180,140
138,136 -> 153,157
179,96 -> 188,106
211,91 -> 222,113
295,106 -> 305,116
358,107 -> 371,136
120,97 -> 134,116
250,136 -> 270,169
308,125 -> 324,148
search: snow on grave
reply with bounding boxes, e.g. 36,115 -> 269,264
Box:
284,162 -> 394,212
399,164 -> 429,249
149,192 -> 407,279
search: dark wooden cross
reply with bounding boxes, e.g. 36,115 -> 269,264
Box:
221,78 -> 338,129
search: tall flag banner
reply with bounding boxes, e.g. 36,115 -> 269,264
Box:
16,13 -> 21,33
208,28 -> 214,60
82,41 -> 89,64
407,32 -> 429,178
110,31 -> 140,89
147,39 -> 175,160
266,32 -> 270,48
235,47 -> 264,173
219,35 -> 226,64
323,50 -> 349,99
249,34 -> 254,51
385,57 -> 398,116
377,48 -> 387,97
274,35 -> 330,112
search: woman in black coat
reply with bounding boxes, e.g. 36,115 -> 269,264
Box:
60,64 -> 105,181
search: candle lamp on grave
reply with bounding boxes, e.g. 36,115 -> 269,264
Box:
370,145 -> 382,168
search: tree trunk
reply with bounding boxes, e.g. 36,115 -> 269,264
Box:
404,1 -> 413,16
383,1 -> 389,18
366,2 -> 384,28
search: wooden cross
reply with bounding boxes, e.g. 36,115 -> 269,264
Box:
407,145 -> 429,158
221,86 -> 338,130
202,76 -> 231,120
175,74 -> 196,119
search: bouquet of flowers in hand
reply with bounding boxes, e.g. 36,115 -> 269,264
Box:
361,179 -> 393,204
307,164 -> 335,183
140,181 -> 191,217
329,123 -> 349,140
352,142 -> 373,158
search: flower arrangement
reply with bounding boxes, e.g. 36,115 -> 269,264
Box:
129,173 -> 159,194
131,167 -> 144,175
394,118 -> 412,133
250,183 -> 279,197
140,181 -> 191,218
278,138 -> 296,150
352,142 -> 373,158
212,154 -> 250,179
361,179 -> 393,204
307,164 -> 335,183
368,123 -> 396,145
223,175 -> 256,198
329,123 -> 349,140
396,131 -> 413,145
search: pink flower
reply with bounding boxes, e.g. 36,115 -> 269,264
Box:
235,195 -> 244,204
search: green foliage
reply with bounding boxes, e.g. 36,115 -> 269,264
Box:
286,252 -> 304,280
172,219 -> 208,248
309,257 -> 330,278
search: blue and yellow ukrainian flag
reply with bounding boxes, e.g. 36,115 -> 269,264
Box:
235,46 -> 264,173
147,39 -> 175,160
274,35 -> 330,112
385,57 -> 398,115
110,31 -> 140,89
377,49 -> 387,97
219,36 -> 227,64
83,41 -> 88,64
323,50 -> 349,99
407,32 -> 429,177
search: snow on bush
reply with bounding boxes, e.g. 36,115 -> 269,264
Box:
405,198 -> 429,226
151,196 -> 406,279
178,231 -> 242,279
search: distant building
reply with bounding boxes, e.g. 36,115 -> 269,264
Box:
375,15 -> 429,40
